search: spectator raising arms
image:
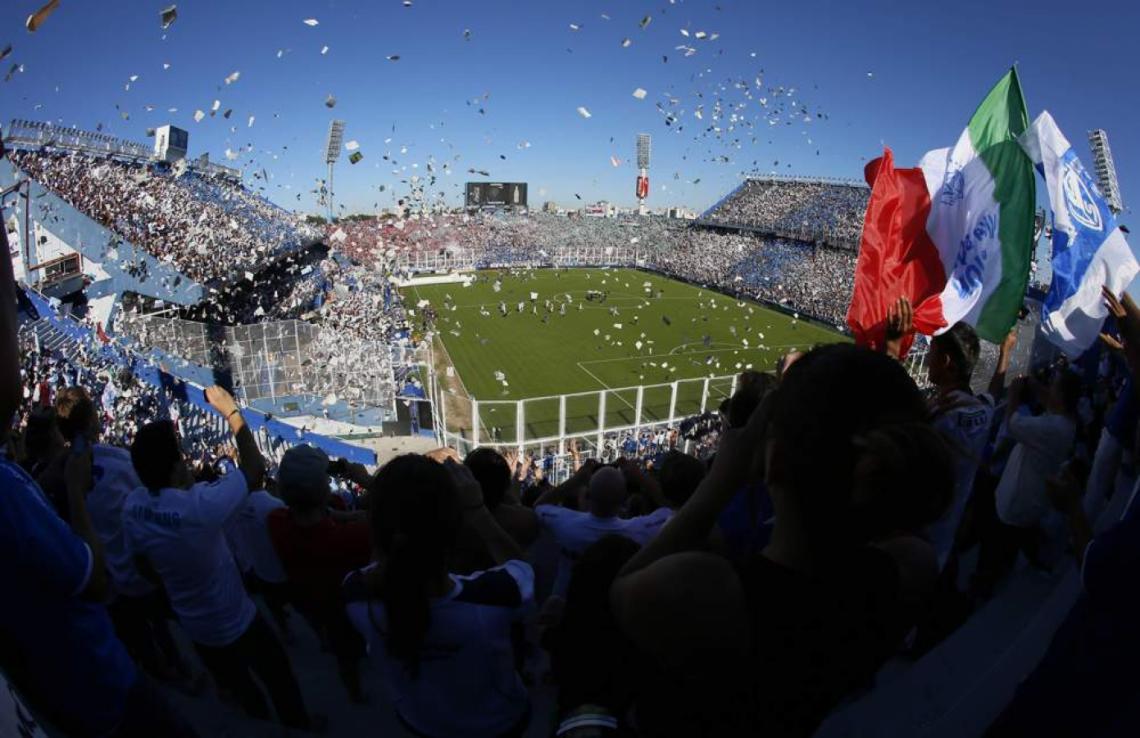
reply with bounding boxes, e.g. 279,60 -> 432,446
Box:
121,387 -> 316,730
611,343 -> 954,737
535,463 -> 673,598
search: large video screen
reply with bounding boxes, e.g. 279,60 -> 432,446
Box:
466,182 -> 527,208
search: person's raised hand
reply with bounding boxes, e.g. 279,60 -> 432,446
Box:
205,385 -> 239,417
1103,285 -> 1127,320
1001,327 -> 1018,355
1123,292 -> 1140,321
425,446 -> 461,464
885,296 -> 915,341
1099,332 -> 1125,354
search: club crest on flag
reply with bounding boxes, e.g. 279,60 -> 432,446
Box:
1060,152 -> 1103,232
940,169 -> 965,206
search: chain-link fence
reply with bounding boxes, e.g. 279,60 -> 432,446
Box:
123,314 -> 398,412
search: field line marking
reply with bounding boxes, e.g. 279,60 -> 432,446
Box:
575,363 -> 637,412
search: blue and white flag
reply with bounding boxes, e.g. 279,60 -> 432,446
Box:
1020,111 -> 1139,356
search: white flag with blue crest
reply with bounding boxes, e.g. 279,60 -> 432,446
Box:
1020,111 -> 1138,356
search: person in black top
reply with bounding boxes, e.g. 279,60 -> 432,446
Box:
611,343 -> 954,737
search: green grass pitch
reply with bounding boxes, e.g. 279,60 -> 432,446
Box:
404,268 -> 846,444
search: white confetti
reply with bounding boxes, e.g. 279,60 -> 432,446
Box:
576,106 -> 592,119
632,88 -> 647,100
303,18 -> 319,26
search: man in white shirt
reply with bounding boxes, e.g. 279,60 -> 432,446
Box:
122,386 -> 315,730
975,368 -> 1081,595
536,464 -> 671,598
995,371 -> 1081,528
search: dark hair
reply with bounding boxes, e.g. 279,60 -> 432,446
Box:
463,447 -> 511,509
368,454 -> 459,678
54,386 -> 96,440
769,344 -> 953,544
931,324 -> 980,385
130,420 -> 182,492
727,371 -> 775,429
657,451 -> 706,508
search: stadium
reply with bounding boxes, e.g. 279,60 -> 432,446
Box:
3,116 -> 881,473
2,3 -> 1137,738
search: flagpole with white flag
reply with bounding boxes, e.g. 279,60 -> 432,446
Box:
1020,111 -> 1139,357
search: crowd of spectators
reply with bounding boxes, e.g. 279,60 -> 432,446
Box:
654,228 -> 857,325
699,176 -> 869,248
9,148 -> 319,285
8,181 -> 1140,735
326,212 -> 857,327
14,326 -> 230,472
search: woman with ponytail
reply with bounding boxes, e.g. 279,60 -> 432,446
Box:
611,343 -> 955,737
344,451 -> 533,737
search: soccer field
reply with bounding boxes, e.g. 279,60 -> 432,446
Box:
405,268 -> 846,444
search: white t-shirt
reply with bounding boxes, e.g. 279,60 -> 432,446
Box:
122,470 -> 257,647
995,412 -> 1076,528
88,444 -> 154,598
224,490 -> 287,584
344,560 -> 534,737
926,393 -> 994,567
536,505 -> 672,597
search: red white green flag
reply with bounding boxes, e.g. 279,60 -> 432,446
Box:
848,68 -> 1036,349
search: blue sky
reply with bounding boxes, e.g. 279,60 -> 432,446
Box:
1,0 -> 1138,218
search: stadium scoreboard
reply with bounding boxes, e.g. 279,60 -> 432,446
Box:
465,182 -> 527,209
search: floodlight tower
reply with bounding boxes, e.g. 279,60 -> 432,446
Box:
324,120 -> 345,221
1088,129 -> 1124,214
636,133 -> 651,215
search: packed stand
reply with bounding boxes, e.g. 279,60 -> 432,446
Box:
11,195 -> 1139,737
700,176 -> 869,248
654,228 -> 857,326
329,212 -> 856,327
9,148 -> 318,285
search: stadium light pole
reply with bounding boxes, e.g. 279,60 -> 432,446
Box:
325,120 -> 345,222
636,133 -> 651,215
1088,129 -> 1124,214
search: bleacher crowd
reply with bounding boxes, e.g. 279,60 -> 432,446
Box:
699,177 -> 869,248
9,149 -> 318,285
6,182 -> 1140,737
328,212 -> 857,327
